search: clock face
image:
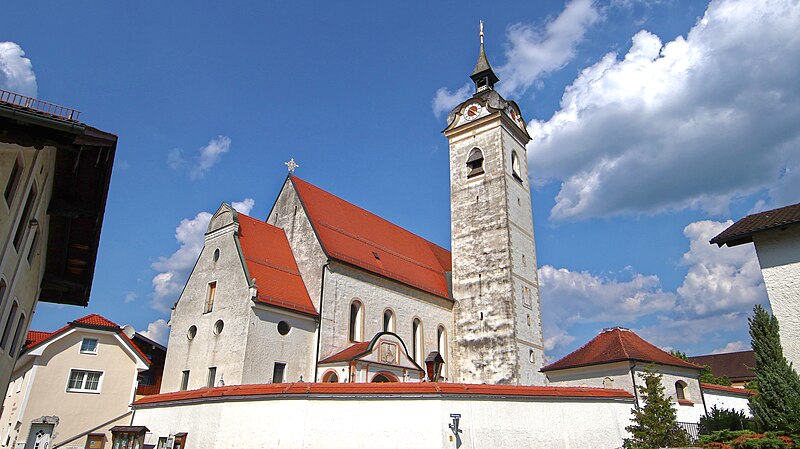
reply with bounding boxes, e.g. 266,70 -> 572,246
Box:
464,103 -> 482,121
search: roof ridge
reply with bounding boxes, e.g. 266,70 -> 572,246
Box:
617,330 -> 630,359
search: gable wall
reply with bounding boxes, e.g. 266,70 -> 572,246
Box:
160,221 -> 252,392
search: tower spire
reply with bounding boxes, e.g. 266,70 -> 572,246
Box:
471,20 -> 499,93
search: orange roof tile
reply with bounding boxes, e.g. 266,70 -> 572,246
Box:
541,327 -> 703,372
318,342 -> 371,364
132,382 -> 634,406
71,313 -> 119,328
291,176 -> 451,299
25,330 -> 54,348
237,213 -> 317,317
700,383 -> 756,396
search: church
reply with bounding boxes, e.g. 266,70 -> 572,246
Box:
160,24 -> 545,393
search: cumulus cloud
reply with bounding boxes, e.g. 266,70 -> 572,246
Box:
0,42 -> 37,97
542,218 -> 768,357
123,292 -> 138,303
140,319 -> 169,346
150,198 -> 255,312
167,136 -> 232,180
432,84 -> 471,117
529,0 -> 800,220
498,0 -> 600,96
711,340 -> 748,354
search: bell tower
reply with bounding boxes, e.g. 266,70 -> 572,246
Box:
444,22 -> 545,385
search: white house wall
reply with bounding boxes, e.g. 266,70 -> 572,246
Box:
753,226 -> 800,368
131,396 -> 633,449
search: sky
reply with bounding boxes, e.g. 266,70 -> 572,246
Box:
3,0 -> 799,361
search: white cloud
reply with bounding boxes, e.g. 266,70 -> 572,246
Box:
0,42 -> 37,97
167,136 -> 232,180
432,84 -> 471,117
711,340 -> 748,354
150,198 -> 254,312
140,319 -> 169,346
529,0 -> 800,220
123,292 -> 138,303
498,0 -> 601,96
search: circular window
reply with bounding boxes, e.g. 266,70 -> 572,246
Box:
213,320 -> 224,335
213,248 -> 220,262
277,321 -> 291,335
187,325 -> 197,340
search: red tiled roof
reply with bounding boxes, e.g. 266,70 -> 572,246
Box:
25,330 -> 55,348
237,214 -> 318,317
291,176 -> 452,300
133,382 -> 634,406
701,383 -> 756,396
541,328 -> 703,372
711,202 -> 800,247
71,313 -> 119,328
688,350 -> 756,383
318,342 -> 371,364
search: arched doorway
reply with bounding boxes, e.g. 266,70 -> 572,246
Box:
371,372 -> 398,383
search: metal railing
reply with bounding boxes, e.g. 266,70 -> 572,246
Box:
0,88 -> 81,122
677,422 -> 700,442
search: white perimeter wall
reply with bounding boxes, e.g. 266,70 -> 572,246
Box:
703,390 -> 751,417
132,396 -> 633,449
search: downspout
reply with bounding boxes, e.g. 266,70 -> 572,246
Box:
699,377 -> 709,417
630,361 -> 640,410
313,262 -> 330,382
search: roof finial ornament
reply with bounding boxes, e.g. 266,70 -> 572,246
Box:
285,158 -> 299,173
480,20 -> 484,45
471,21 -> 499,93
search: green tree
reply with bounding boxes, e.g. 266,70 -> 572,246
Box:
670,349 -> 732,386
623,368 -> 691,449
748,305 -> 800,433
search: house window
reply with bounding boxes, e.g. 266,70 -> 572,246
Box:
272,362 -> 286,383
675,380 -> 689,400
4,156 -> 22,206
26,228 -> 39,265
213,248 -> 220,262
322,371 -> 339,383
412,318 -> 423,365
12,183 -> 36,251
277,321 -> 291,336
180,370 -> 190,391
207,367 -> 217,388
0,301 -> 18,350
349,300 -> 363,342
204,281 -> 217,313
9,314 -> 26,356
511,151 -> 522,181
187,325 -> 197,340
213,320 -> 224,335
466,148 -> 485,178
383,309 -> 395,333
0,279 -> 6,312
80,338 -> 99,354
437,325 -> 447,370
67,369 -> 102,393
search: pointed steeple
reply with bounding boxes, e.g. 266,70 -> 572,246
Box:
470,21 -> 499,93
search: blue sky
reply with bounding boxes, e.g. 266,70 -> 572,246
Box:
3,0 -> 799,361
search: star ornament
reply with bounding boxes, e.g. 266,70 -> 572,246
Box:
285,158 -> 299,172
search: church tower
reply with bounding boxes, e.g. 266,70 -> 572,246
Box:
444,23 -> 545,385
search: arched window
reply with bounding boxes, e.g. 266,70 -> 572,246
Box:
349,300 -> 364,342
603,377 -> 614,389
675,380 -> 688,400
371,372 -> 398,383
466,148 -> 484,178
412,318 -> 423,365
13,183 -> 37,251
511,151 -> 522,181
0,301 -> 18,350
9,313 -> 26,356
0,279 -> 6,310
4,154 -> 22,206
322,371 -> 339,383
383,309 -> 395,333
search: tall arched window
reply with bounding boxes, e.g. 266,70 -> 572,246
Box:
466,148 -> 484,178
437,325 -> 447,375
4,154 -> 22,206
383,309 -> 395,333
412,318 -> 423,364
0,301 -> 18,350
0,279 -> 6,310
9,313 -> 26,356
511,151 -> 522,181
349,300 -> 364,342
675,380 -> 689,400
13,183 -> 37,251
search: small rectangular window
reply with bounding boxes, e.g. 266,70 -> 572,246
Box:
272,362 -> 286,383
207,367 -> 217,388
66,369 -> 102,393
180,370 -> 190,391
204,281 -> 217,313
80,338 -> 98,354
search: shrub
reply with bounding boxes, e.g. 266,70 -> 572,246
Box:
701,406 -> 752,433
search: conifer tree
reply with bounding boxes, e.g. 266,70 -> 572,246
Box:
623,368 -> 690,449
748,304 -> 800,432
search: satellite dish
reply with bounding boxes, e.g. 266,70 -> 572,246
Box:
122,324 -> 136,339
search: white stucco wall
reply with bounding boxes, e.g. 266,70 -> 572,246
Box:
753,226 -> 800,369
131,395 -> 633,449
702,388 -> 752,417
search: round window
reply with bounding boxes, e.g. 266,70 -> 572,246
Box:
187,325 -> 197,340
213,320 -> 224,335
277,321 -> 291,335
213,248 -> 220,262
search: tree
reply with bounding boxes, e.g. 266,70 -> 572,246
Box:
748,305 -> 800,433
624,368 -> 691,449
670,350 -> 732,386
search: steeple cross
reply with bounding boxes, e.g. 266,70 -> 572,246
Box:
285,158 -> 299,173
